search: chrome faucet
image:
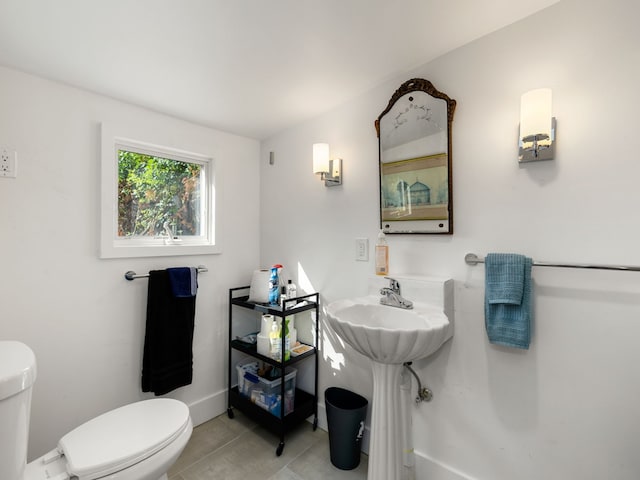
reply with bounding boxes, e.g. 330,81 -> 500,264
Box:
379,277 -> 413,309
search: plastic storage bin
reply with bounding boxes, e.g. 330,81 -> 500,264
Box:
236,359 -> 296,417
236,359 -> 259,396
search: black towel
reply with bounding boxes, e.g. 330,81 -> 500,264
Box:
142,269 -> 196,395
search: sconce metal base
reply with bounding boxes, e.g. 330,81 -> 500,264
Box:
322,158 -> 342,186
519,117 -> 556,163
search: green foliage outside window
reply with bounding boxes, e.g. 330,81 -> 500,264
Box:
118,150 -> 202,237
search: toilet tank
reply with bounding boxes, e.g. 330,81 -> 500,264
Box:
0,341 -> 37,480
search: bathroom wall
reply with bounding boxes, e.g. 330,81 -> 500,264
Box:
0,66 -> 261,459
260,1 -> 640,479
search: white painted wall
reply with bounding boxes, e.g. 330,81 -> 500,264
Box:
2,0 -> 639,476
0,66 -> 261,459
260,1 -> 640,478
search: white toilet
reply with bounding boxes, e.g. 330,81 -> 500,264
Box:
0,341 -> 193,480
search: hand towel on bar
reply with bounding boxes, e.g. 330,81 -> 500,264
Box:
484,253 -> 533,350
167,267 -> 198,297
142,269 -> 196,395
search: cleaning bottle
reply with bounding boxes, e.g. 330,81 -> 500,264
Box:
269,319 -> 281,360
283,281 -> 296,352
268,264 -> 282,305
375,230 -> 389,275
286,279 -> 297,300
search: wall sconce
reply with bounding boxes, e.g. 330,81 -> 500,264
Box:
313,143 -> 342,186
519,88 -> 556,163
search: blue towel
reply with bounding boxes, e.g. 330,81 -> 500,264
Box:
167,267 -> 198,298
484,253 -> 532,349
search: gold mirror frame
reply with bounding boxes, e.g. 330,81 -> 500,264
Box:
376,78 -> 456,234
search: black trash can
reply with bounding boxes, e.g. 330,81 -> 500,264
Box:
325,387 -> 368,470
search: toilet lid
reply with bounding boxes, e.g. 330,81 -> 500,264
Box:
58,398 -> 190,479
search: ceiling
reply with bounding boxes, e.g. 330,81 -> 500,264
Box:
0,0 -> 559,140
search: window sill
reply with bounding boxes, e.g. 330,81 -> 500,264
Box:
100,242 -> 221,259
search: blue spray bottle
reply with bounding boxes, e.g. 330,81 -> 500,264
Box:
268,264 -> 282,305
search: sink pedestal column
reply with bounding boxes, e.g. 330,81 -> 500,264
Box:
368,361 -> 404,480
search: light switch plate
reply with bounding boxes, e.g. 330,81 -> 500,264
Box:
356,238 -> 369,261
0,148 -> 17,178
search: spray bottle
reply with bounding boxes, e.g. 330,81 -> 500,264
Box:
268,264 -> 283,305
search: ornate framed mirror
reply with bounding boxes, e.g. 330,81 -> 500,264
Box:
375,78 -> 456,234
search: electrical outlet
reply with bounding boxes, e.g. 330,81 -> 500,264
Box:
0,148 -> 17,178
356,238 -> 369,261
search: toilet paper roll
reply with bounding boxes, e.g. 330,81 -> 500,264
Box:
249,269 -> 271,303
257,333 -> 270,356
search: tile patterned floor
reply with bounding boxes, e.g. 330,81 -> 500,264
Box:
168,410 -> 368,480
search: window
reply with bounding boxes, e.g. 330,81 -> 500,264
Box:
117,147 -> 203,239
101,125 -> 219,258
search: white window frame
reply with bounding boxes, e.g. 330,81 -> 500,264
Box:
100,123 -> 220,258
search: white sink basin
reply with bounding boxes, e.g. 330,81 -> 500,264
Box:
326,295 -> 452,364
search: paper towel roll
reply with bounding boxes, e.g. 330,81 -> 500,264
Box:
260,314 -> 274,336
249,269 -> 270,303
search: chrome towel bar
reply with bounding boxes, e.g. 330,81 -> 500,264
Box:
465,253 -> 640,272
125,266 -> 208,281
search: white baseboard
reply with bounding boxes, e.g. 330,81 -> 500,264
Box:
414,451 -> 475,480
187,389 -> 227,427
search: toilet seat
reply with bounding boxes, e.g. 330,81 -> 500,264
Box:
56,398 -> 190,480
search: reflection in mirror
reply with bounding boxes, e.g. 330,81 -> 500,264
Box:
376,79 -> 456,234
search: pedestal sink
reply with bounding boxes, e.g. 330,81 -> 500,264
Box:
326,276 -> 453,480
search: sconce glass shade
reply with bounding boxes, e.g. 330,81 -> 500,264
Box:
521,88 -> 552,138
313,143 -> 330,174
519,88 -> 555,162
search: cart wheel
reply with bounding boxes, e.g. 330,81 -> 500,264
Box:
276,441 -> 285,456
227,408 -> 234,419
313,417 -> 318,431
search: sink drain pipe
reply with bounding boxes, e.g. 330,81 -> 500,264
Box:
403,362 -> 433,403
